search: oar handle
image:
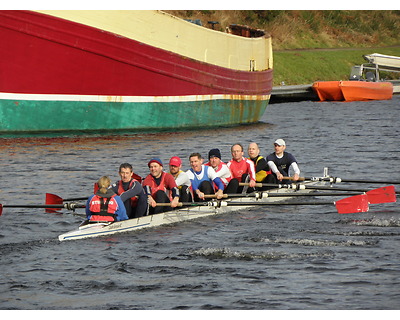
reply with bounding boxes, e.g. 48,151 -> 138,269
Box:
155,203 -> 183,207
239,182 -> 265,187
203,194 -> 229,199
282,176 -> 306,181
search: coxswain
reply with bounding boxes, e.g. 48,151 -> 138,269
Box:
86,176 -> 128,222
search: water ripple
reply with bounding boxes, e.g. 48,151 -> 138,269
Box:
190,247 -> 334,260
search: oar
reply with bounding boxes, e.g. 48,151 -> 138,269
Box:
203,192 -> 362,199
155,202 -> 214,207
220,195 -> 369,214
0,203 -> 85,216
283,176 -> 400,185
239,183 -> 398,201
46,193 -> 87,205
156,194 -> 369,214
294,185 -> 397,203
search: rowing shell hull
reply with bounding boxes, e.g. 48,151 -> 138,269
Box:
58,184 -> 320,241
0,10 -> 273,135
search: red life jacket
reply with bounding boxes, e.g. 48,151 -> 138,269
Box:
144,172 -> 172,200
89,194 -> 118,222
117,179 -> 139,207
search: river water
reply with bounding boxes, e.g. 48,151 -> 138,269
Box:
0,96 -> 399,310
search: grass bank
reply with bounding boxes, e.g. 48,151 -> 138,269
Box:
166,10 -> 400,50
166,11 -> 400,85
273,47 -> 400,85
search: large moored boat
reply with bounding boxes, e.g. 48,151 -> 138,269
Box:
0,10 -> 273,135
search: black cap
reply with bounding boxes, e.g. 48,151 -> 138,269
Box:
208,148 -> 221,160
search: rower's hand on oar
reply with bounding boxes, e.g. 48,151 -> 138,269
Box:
196,190 -> 205,200
292,173 -> 300,181
215,189 -> 224,199
170,197 -> 180,208
148,195 -> 157,208
249,179 -> 256,188
276,172 -> 284,181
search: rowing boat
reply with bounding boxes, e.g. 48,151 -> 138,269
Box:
58,180 -> 324,242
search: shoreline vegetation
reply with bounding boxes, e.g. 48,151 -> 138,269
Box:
165,10 -> 400,85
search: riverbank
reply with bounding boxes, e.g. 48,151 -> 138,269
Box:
273,47 -> 400,86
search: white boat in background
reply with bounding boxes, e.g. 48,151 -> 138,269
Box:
363,53 -> 400,70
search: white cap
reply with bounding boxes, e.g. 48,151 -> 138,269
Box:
274,138 -> 286,146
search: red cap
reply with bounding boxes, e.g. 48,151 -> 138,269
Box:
169,156 -> 182,167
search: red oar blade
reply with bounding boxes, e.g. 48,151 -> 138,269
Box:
46,193 -> 63,205
0,204 -> 3,216
45,193 -> 63,213
366,186 -> 396,204
132,172 -> 142,183
335,194 -> 369,214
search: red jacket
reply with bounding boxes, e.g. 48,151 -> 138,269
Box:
142,172 -> 178,199
227,157 -> 256,181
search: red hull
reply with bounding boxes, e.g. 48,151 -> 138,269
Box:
0,11 -> 273,97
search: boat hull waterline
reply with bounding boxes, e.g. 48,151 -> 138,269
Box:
0,10 -> 273,135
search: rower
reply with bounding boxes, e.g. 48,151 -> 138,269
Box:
227,143 -> 257,193
142,158 -> 180,214
110,163 -> 148,219
247,142 -> 272,190
205,148 -> 238,194
266,138 -> 300,184
186,152 -> 225,201
169,156 -> 192,203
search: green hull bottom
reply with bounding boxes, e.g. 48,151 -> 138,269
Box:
0,97 -> 269,136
